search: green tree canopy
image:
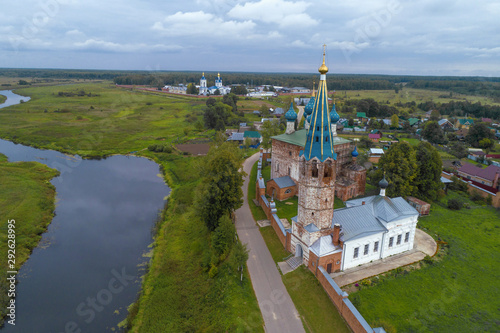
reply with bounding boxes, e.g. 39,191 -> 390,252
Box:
422,121 -> 446,144
197,142 -> 245,231
415,142 -> 443,201
466,123 -> 495,147
261,120 -> 282,152
379,141 -> 418,197
231,85 -> 248,95
203,102 -> 233,130
391,114 -> 399,127
186,83 -> 198,95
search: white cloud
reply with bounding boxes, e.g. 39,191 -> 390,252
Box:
228,0 -> 318,28
73,39 -> 182,53
152,11 -> 255,38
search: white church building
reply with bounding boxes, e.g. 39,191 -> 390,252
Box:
199,72 -> 231,95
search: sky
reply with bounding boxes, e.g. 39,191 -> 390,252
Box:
2,0 -> 500,76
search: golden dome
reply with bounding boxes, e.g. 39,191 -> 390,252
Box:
318,44 -> 328,74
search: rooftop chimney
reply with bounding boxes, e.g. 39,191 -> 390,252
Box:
332,224 -> 341,246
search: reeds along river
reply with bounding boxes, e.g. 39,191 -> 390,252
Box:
0,137 -> 170,332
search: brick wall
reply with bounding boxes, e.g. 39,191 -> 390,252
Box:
315,266 -> 378,333
442,171 -> 500,208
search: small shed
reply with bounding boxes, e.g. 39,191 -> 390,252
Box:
406,196 -> 431,216
266,176 -> 297,201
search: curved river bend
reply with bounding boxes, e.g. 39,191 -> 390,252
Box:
0,140 -> 169,331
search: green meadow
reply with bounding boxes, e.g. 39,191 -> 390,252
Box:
0,153 -> 59,326
350,191 -> 500,332
0,83 -> 206,157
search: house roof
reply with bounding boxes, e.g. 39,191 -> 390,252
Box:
458,162 -> 500,182
272,129 -> 351,148
357,112 -> 367,118
369,133 -> 381,139
336,196 -> 418,242
458,119 -> 474,125
482,118 -> 492,123
438,119 -> 452,126
334,204 -> 387,242
309,235 -> 342,257
271,175 -> 296,189
304,223 -> 320,233
370,148 -> 384,155
408,118 -> 419,126
228,132 -> 244,141
440,176 -> 453,184
244,131 -> 261,138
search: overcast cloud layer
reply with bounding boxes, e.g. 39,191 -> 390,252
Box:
2,0 -> 499,76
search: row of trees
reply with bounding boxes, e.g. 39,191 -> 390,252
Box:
422,121 -> 496,150
417,100 -> 500,120
343,98 -> 399,118
203,94 -> 243,131
371,141 -> 443,201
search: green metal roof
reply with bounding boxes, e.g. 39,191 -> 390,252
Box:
244,131 -> 261,138
458,119 -> 474,125
357,112 -> 367,118
272,129 -> 351,147
408,118 -> 419,126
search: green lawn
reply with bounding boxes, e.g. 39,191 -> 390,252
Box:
399,137 -> 421,146
259,226 -> 289,263
274,196 -> 298,222
350,191 -> 500,332
0,153 -> 59,326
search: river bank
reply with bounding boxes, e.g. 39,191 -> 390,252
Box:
0,153 -> 59,326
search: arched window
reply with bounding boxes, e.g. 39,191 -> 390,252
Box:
312,161 -> 318,178
324,160 -> 332,178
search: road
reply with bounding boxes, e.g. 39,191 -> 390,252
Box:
235,153 -> 305,333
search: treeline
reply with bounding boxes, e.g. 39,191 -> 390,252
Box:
342,98 -> 399,117
418,100 -> 500,120
408,79 -> 500,100
0,68 -> 124,80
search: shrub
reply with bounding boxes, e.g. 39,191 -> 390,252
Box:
423,255 -> 434,265
469,190 -> 484,203
447,198 -> 463,210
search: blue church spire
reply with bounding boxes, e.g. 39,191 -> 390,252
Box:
302,46 -> 337,162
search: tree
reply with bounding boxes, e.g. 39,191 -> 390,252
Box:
203,102 -> 232,129
231,241 -> 249,281
186,83 -> 198,95
449,142 -> 467,159
422,121 -> 446,144
359,136 -> 373,149
197,142 -> 245,231
466,123 -> 495,148
348,118 -> 354,127
478,138 -> 495,150
378,142 -> 418,197
430,110 -> 440,121
231,85 -> 248,95
214,89 -> 221,96
415,142 -> 443,201
211,214 -> 235,256
261,120 -> 282,152
259,104 -> 270,118
391,114 -> 399,127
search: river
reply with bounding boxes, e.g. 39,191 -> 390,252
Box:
0,90 -> 30,109
0,90 -> 170,332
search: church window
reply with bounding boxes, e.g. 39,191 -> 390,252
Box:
374,241 -> 379,252
315,136 -> 319,142
353,247 -> 359,259
324,161 -> 332,178
312,161 -> 318,178
405,232 -> 410,243
325,136 -> 328,142
389,237 -> 394,247
317,126 -> 320,131
397,234 -> 402,245
289,151 -> 292,156
336,260 -> 340,265
364,244 -> 369,255
285,189 -> 291,194
312,212 -> 314,216
276,163 -> 279,172
288,167 -> 291,176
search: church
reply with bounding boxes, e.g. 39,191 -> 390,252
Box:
257,50 -> 419,273
199,72 -> 231,95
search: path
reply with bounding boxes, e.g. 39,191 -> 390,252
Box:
235,153 -> 305,333
331,229 -> 437,287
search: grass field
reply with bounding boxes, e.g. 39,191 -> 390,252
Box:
350,190 -> 500,332
0,82 -> 208,157
128,152 -> 264,332
0,153 -> 59,326
338,88 -> 500,106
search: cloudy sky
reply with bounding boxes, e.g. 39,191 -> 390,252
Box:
2,0 -> 499,76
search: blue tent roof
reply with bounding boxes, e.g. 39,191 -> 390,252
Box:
302,66 -> 337,162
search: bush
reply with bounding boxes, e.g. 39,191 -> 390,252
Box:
423,255 -> 434,265
469,190 -> 484,203
447,198 -> 463,210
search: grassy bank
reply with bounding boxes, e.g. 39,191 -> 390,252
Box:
350,191 -> 500,332
0,153 -> 59,325
0,94 -> 6,104
248,160 -> 351,333
127,152 -> 264,332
